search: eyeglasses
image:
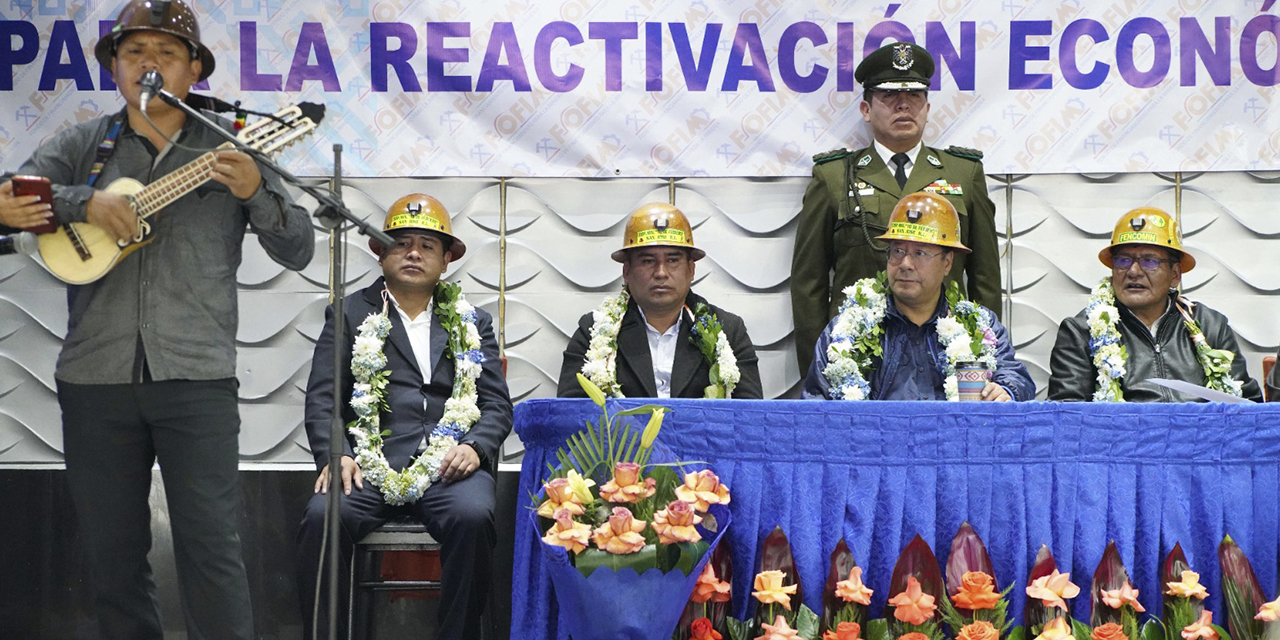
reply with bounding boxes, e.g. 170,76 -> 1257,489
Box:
1111,255 -> 1175,271
887,246 -> 944,265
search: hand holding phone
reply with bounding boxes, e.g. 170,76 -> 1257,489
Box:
4,175 -> 56,233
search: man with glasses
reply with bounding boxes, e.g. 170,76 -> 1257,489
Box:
558,202 -> 762,399
802,193 -> 1032,401
1048,207 -> 1261,402
790,41 -> 1002,376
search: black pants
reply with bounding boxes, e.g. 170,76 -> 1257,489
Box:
58,378 -> 253,640
296,467 -> 496,640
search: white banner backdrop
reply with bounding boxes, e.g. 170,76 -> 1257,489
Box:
1,0 -> 1278,177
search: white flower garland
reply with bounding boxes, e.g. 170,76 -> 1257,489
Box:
822,277 -> 998,401
582,290 -> 630,398
1086,278 -> 1243,400
1085,278 -> 1127,401
580,290 -> 740,398
690,302 -> 741,398
348,282 -> 485,506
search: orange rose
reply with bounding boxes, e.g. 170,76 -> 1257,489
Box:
1182,611 -> 1218,640
1026,570 -> 1081,611
958,620 -> 999,640
691,617 -> 723,640
899,633 -> 931,640
591,507 -> 648,554
1092,622 -> 1127,640
599,462 -> 657,504
537,477 -> 586,518
1101,581 -> 1145,612
653,499 -> 703,544
541,508 -> 592,554
692,563 -> 732,604
1167,571 -> 1209,600
1035,616 -> 1074,640
888,576 -> 937,625
823,621 -> 862,640
953,571 -> 1001,610
753,570 -> 798,610
835,566 -> 874,605
757,615 -> 802,640
676,469 -> 731,511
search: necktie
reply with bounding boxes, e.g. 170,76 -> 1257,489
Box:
891,152 -> 910,189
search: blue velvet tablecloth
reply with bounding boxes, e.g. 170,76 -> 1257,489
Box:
511,399 -> 1280,640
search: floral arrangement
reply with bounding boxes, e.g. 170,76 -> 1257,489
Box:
661,527 -> 1278,640
538,373 -> 730,575
348,282 -> 484,505
689,302 -> 742,399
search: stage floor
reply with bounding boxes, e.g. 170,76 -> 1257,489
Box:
0,467 -> 519,639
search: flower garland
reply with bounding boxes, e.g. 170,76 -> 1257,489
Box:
689,302 -> 741,398
1084,278 -> 1127,401
581,289 -> 630,398
1085,279 -> 1243,400
580,290 -> 739,398
822,275 -> 998,401
1176,301 -> 1244,397
348,282 -> 485,506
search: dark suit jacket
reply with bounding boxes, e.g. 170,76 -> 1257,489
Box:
556,291 -> 763,399
304,277 -> 512,473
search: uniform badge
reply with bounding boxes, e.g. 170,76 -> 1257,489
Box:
857,154 -> 872,167
892,43 -> 913,71
927,155 -> 942,167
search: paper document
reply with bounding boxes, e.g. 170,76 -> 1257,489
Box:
1147,378 -> 1251,404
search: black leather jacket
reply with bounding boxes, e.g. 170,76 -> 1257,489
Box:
1048,293 -> 1262,403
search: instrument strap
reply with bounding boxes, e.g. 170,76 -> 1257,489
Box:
86,110 -> 127,187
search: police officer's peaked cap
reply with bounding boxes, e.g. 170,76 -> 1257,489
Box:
855,42 -> 934,91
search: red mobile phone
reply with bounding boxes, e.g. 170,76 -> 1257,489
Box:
11,175 -> 56,234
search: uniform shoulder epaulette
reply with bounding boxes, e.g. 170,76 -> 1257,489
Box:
944,145 -> 984,161
812,148 -> 851,165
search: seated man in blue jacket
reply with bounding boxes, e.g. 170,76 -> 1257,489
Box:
803,192 -> 1034,401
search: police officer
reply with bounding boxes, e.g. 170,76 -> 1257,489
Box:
790,41 -> 1002,375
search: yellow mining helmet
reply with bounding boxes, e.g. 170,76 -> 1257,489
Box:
369,194 -> 467,259
875,191 -> 970,253
1099,207 -> 1195,272
611,202 -> 706,263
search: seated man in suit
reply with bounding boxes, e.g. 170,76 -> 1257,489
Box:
297,194 -> 512,640
557,202 -> 762,399
803,192 -> 1034,401
1048,207 -> 1261,402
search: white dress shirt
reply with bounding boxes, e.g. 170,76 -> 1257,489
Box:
637,306 -> 683,398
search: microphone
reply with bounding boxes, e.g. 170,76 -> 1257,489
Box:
0,232 -> 39,257
139,70 -> 163,114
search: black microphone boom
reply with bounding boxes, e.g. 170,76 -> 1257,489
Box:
139,70 -> 163,113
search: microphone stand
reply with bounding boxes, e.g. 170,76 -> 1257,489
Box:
155,90 -> 388,640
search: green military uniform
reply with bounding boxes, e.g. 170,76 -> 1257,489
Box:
789,40 -> 1004,375
790,145 -> 1002,375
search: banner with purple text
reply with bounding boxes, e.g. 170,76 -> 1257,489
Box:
2,0 -> 1278,177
